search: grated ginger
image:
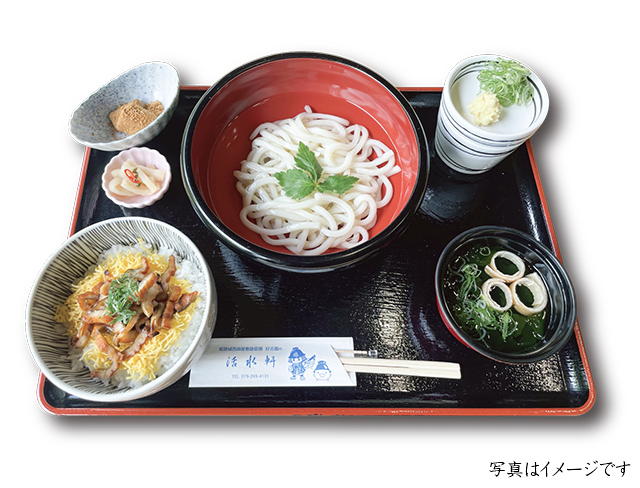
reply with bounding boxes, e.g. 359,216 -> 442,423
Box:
467,92 -> 502,126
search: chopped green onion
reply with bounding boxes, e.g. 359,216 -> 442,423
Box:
477,58 -> 533,106
105,271 -> 139,325
451,259 -> 519,344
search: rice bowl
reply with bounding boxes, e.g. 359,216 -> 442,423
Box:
26,217 -> 217,403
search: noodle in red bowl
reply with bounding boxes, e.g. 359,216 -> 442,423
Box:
181,52 -> 429,272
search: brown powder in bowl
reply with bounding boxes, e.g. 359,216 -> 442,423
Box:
109,99 -> 165,136
144,100 -> 165,117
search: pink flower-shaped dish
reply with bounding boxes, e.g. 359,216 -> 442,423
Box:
102,147 -> 172,208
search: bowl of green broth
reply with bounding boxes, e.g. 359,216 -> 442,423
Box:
435,226 -> 576,363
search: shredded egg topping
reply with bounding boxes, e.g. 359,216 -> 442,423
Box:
55,246 -> 197,383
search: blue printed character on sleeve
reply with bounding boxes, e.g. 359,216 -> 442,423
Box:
313,360 -> 332,381
288,347 -> 316,381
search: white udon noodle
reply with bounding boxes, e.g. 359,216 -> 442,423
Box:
233,106 -> 401,255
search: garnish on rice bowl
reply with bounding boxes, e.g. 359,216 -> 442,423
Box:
54,240 -> 205,388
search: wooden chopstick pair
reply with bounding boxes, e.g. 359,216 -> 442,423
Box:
334,349 -> 461,379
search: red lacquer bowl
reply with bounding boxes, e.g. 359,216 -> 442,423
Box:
181,52 -> 429,272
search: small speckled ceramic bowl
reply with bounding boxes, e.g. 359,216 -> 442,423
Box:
69,61 -> 180,151
102,147 -> 172,208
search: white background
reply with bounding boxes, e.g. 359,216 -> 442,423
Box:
4,1 -> 637,485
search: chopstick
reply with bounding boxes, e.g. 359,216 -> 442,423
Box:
336,355 -> 461,380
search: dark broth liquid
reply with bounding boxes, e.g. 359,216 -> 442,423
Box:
443,243 -> 547,354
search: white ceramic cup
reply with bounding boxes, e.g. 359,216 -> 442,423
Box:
435,54 -> 549,174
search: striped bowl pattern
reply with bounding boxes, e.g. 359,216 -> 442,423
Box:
435,55 -> 549,174
26,217 -> 217,403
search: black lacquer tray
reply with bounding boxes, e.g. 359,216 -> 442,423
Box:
37,87 -> 594,416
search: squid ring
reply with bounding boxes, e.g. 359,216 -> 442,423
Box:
481,278 -> 513,312
510,273 -> 548,316
484,250 -> 526,282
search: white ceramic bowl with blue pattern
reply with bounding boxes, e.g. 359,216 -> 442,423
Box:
69,62 -> 180,151
434,54 -> 549,174
26,217 -> 217,403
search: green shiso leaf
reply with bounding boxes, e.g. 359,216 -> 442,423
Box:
275,142 -> 358,200
274,168 -> 316,200
293,141 -> 323,183
317,174 -> 359,194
